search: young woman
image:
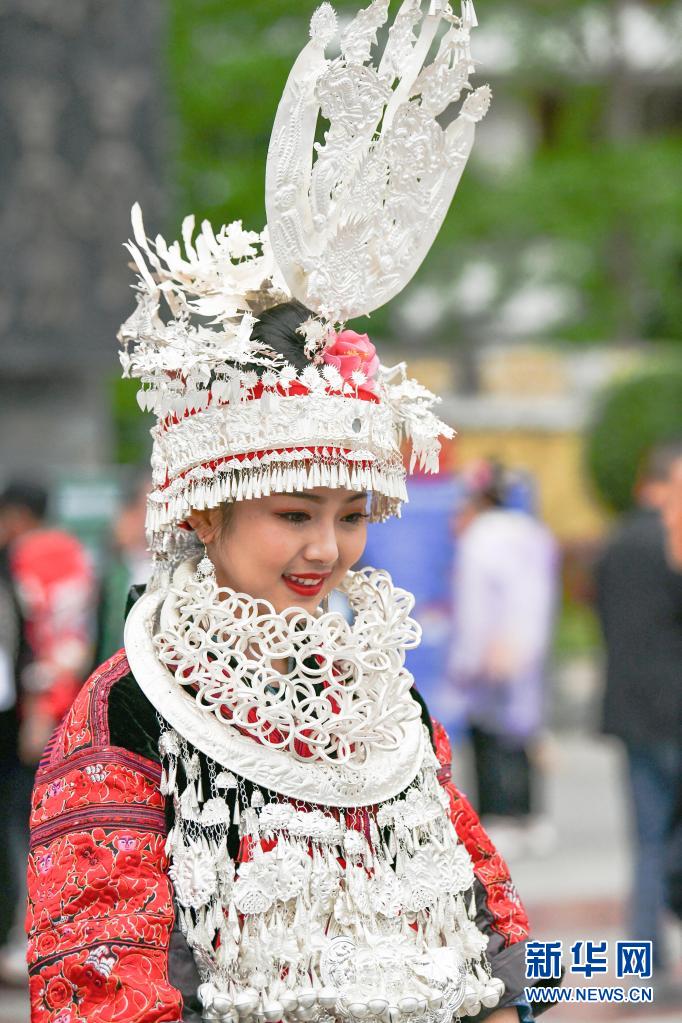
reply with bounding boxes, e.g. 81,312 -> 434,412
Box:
27,4 -> 561,1021
26,309 -> 558,1023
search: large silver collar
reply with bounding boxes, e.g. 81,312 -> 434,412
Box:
124,563 -> 426,806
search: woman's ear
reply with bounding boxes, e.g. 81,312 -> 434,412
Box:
186,507 -> 221,545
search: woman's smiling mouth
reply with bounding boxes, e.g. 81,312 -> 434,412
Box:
281,572 -> 331,597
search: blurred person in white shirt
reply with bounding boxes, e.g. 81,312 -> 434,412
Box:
448,461 -> 559,859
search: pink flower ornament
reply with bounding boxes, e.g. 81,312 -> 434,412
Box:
321,331 -> 379,391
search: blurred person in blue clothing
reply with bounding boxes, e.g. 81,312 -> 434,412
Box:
596,440 -> 682,971
448,461 -> 559,857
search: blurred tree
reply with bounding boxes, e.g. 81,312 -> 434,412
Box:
111,377 -> 153,466
585,362 -> 682,512
168,0 -> 682,347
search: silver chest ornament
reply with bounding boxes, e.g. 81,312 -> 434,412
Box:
160,728 -> 505,1023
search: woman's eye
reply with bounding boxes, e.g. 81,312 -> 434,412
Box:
342,512 -> 369,524
278,511 -> 311,523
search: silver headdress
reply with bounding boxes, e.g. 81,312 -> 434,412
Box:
266,0 -> 490,323
118,0 -> 490,558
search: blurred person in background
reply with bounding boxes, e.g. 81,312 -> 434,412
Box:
0,480 -> 94,983
661,454 -> 682,926
0,528 -> 25,978
94,473 -> 153,663
448,461 -> 559,859
595,439 -> 682,973
662,455 -> 682,571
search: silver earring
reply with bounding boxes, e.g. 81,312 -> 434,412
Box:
196,545 -> 216,582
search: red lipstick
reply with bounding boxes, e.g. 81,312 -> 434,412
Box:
281,572 -> 331,598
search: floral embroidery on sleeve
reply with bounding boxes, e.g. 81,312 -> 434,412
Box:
431,717 -> 530,948
27,653 -> 183,1022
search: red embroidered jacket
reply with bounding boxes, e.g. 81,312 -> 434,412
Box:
27,652 -> 532,1023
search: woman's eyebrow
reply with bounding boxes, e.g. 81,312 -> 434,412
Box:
284,491 -> 369,503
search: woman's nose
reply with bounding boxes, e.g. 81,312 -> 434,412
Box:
304,522 -> 339,565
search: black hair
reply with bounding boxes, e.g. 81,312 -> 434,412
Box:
249,299 -> 314,372
472,460 -> 507,509
0,480 -> 49,520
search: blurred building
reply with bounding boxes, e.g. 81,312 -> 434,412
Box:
0,1 -> 166,475
399,345 -> 657,542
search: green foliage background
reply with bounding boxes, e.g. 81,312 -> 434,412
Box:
167,0 -> 682,347
586,363 -> 682,512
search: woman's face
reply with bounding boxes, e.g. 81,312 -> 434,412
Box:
188,487 -> 369,613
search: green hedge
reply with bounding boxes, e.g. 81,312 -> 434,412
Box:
586,365 -> 682,512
